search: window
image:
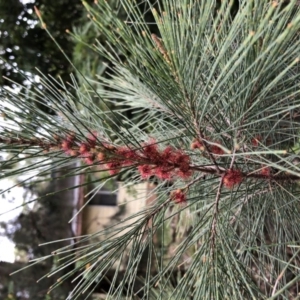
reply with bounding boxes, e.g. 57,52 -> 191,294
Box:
88,190 -> 117,206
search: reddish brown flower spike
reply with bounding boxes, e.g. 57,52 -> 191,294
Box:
106,161 -> 121,175
190,139 -> 204,151
97,152 -> 105,162
61,140 -> 72,152
142,140 -> 160,161
170,189 -> 186,204
223,169 -> 243,189
70,150 -> 79,157
260,166 -> 271,176
210,144 -> 224,155
177,168 -> 193,179
79,143 -> 90,155
116,146 -> 139,165
87,132 -> 97,146
161,146 -> 175,161
172,151 -> 189,165
103,143 -> 116,151
190,141 -> 198,150
251,136 -> 262,147
84,153 -> 95,165
155,166 -> 172,180
138,164 -> 154,179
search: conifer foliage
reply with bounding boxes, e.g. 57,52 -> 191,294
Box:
2,0 -> 300,299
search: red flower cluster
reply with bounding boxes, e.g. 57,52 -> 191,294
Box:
260,166 -> 271,177
191,139 -> 205,151
116,146 -> 140,166
60,131 -> 101,165
170,189 -> 186,203
104,142 -> 192,179
105,161 -> 122,175
251,136 -> 262,147
210,144 -> 224,155
138,164 -> 153,179
59,134 -> 192,180
223,169 -> 243,188
137,143 -> 192,180
61,133 -> 76,154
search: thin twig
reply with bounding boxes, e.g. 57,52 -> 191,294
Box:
197,126 -> 222,174
184,173 -> 207,190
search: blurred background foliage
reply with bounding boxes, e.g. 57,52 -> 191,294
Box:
0,0 -> 92,88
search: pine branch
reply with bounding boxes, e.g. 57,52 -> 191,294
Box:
2,0 -> 300,299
